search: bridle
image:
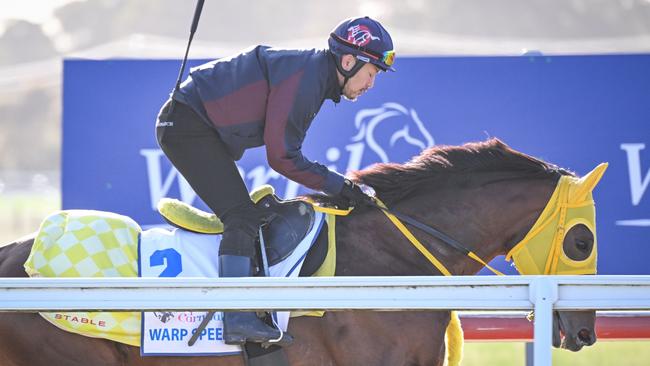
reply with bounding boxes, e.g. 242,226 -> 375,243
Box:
307,197 -> 504,276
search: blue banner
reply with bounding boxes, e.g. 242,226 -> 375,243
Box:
62,55 -> 650,275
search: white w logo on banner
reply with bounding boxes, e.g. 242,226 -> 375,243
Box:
140,149 -> 197,210
617,143 -> 650,227
620,143 -> 650,206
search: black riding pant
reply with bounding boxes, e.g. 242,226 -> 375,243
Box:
155,99 -> 264,258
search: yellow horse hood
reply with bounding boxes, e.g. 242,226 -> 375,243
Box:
506,163 -> 608,275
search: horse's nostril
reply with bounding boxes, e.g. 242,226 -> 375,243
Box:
577,328 -> 594,345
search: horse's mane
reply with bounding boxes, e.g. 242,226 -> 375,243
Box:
312,138 -> 573,205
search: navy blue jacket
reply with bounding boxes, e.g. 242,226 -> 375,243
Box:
173,46 -> 346,195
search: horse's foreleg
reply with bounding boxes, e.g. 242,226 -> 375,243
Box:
285,316 -> 338,366
312,311 -> 450,366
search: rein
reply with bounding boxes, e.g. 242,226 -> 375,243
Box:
306,198 -> 504,276
371,199 -> 504,276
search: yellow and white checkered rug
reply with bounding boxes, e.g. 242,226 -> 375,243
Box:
24,210 -> 142,346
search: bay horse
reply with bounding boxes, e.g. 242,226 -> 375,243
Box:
0,138 -> 602,366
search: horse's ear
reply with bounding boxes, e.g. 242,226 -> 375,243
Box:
574,163 -> 608,201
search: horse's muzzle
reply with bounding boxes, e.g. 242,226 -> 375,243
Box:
555,312 -> 597,352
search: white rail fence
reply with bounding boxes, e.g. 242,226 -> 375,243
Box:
1,275 -> 650,366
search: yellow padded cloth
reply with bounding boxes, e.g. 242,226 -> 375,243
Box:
291,212 -> 337,318
24,210 -> 142,346
156,185 -> 275,234
157,198 -> 224,234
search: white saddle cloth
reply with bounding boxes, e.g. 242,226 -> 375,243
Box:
139,210 -> 324,356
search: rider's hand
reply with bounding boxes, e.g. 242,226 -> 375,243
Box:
333,179 -> 375,209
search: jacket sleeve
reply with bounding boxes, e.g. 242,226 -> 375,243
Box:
263,69 -> 345,195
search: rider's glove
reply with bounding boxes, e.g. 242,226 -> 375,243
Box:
332,179 -> 375,209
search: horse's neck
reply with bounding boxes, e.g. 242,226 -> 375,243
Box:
334,177 -> 556,276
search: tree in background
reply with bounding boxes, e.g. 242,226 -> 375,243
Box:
0,20 -> 58,65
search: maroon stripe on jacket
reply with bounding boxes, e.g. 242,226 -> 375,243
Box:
203,79 -> 269,127
264,70 -> 325,190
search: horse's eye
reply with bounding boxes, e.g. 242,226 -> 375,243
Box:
576,240 -> 589,251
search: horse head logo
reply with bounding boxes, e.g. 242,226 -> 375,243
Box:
153,311 -> 174,323
347,25 -> 380,46
351,103 -> 435,163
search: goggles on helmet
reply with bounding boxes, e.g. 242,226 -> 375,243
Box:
329,33 -> 395,69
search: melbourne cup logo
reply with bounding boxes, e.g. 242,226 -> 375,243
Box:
140,103 -> 435,208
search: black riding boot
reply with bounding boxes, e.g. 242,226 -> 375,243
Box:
219,254 -> 293,347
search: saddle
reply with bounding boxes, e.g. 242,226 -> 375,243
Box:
158,186 -> 329,365
158,185 -> 318,266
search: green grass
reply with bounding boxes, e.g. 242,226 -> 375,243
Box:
462,341 -> 650,365
0,192 -> 60,246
